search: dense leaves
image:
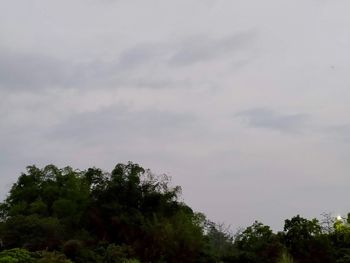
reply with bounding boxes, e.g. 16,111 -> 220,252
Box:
0,162 -> 349,262
0,163 -> 206,262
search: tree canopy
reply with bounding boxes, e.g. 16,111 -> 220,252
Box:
0,162 -> 349,263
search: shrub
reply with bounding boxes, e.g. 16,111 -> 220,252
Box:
278,251 -> 294,263
0,248 -> 35,263
38,251 -> 72,263
63,239 -> 82,259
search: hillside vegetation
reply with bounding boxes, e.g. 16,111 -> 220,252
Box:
0,162 -> 349,262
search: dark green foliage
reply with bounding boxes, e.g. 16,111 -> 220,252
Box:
0,215 -> 63,250
0,162 -> 209,262
280,215 -> 334,263
103,244 -> 134,263
0,248 -> 36,263
62,240 -> 82,260
0,162 -> 349,263
38,251 -> 72,263
234,221 -> 283,263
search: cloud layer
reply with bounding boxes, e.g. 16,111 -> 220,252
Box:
1,0 -> 350,230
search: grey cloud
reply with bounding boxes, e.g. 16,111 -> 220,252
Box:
0,51 -> 72,90
0,104 -> 197,186
0,48 -> 168,92
117,45 -> 162,70
117,78 -> 192,90
0,51 -> 118,91
323,124 -> 350,141
236,108 -> 308,133
168,31 -> 256,67
115,31 -> 257,70
0,30 -> 256,92
0,51 -> 111,91
49,106 -> 196,142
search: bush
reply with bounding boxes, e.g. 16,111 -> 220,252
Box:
63,239 -> 82,259
38,251 -> 72,263
0,248 -> 35,263
278,251 -> 294,263
104,244 -> 135,263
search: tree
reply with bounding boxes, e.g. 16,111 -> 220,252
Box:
282,215 -> 332,263
0,162 -> 212,263
234,221 -> 283,263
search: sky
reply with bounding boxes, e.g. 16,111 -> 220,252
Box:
1,0 -> 350,231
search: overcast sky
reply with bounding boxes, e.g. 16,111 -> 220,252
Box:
1,0 -> 350,230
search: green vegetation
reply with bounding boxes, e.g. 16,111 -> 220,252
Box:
0,162 -> 349,262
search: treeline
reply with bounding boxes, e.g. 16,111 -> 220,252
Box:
0,162 -> 349,263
